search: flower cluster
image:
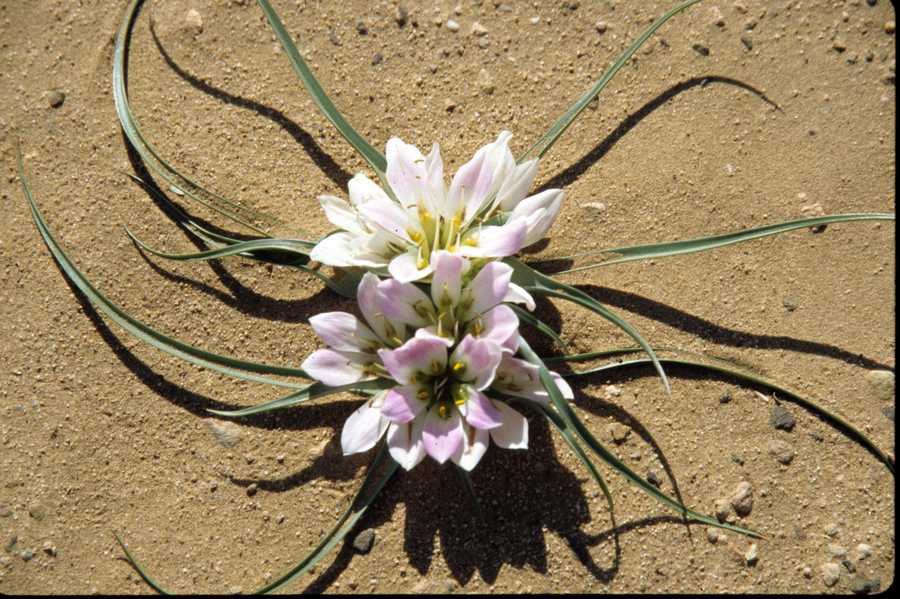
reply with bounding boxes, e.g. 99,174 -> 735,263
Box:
302,251 -> 573,471
310,131 -> 565,282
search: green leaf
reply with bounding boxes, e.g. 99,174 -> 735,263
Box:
517,338 -> 762,538
557,348 -> 895,474
207,379 -> 393,418
255,444 -> 399,593
547,213 -> 897,275
114,0 -> 281,235
114,532 -> 172,595
256,0 -> 387,178
507,257 -> 671,395
508,303 -> 567,350
19,149 -> 309,389
519,0 -> 704,162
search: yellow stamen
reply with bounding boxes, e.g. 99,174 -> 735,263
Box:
437,403 -> 449,419
416,388 -> 430,401
451,361 -> 466,374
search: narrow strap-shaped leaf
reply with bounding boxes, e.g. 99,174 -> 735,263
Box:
508,303 -> 567,350
507,258 -> 670,395
546,213 -> 897,275
256,0 -> 387,177
255,444 -> 399,594
113,533 -> 172,595
206,379 -> 393,418
519,0 -> 703,162
114,0 -> 281,234
558,351 -> 895,474
19,150 -> 310,389
517,338 -> 761,538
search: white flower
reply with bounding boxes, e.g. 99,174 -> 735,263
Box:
309,132 -> 565,283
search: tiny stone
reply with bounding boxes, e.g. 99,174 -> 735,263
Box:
709,5 -> 725,27
821,562 -> 840,587
885,21 -> 895,35
276,454 -> 285,464
42,541 -> 56,557
882,406 -> 894,422
530,16 -> 540,25
770,405 -> 796,431
246,483 -> 258,497
445,19 -> 460,32
856,543 -> 873,560
371,53 -> 383,66
206,419 -> 242,448
444,99 -> 457,112
4,535 -> 17,553
47,90 -> 65,108
866,0 -> 876,6
825,523 -> 840,537
864,370 -> 894,401
394,4 -> 408,27
646,469 -> 663,487
471,21 -> 488,36
28,504 -> 47,521
745,543 -> 759,566
605,423 -> 631,444
730,481 -> 753,517
184,8 -> 203,31
355,20 -> 368,35
692,43 -> 710,56
20,549 -> 34,562
767,439 -> 795,464
562,1 -> 580,11
832,39 -> 847,52
803,566 -> 812,578
714,498 -> 732,523
0,506 -> 11,518
477,68 -> 495,95
584,202 -> 606,212
850,577 -> 881,594
782,298 -> 798,312
841,559 -> 856,574
828,544 -> 847,559
352,529 -> 376,554
740,35 -> 753,50
707,528 -> 719,544
328,29 -> 341,46
276,514 -> 285,524
595,21 -> 608,34
719,391 -> 732,404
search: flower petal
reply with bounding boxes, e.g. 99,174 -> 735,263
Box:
357,272 -> 406,344
448,131 -> 515,223
376,278 -> 435,326
386,137 -> 429,209
310,232 -> 388,268
489,401 -> 529,450
377,336 -> 447,385
451,425 -> 489,471
475,304 -> 520,353
319,195 -> 365,234
449,335 -> 502,390
358,197 -> 414,243
387,420 -> 427,471
496,158 -> 539,212
492,355 -> 574,402
348,173 -> 391,207
388,250 -> 434,283
509,189 -> 565,248
414,325 -> 455,347
341,394 -> 390,455
462,261 -> 513,320
309,312 -> 380,352
381,384 -> 427,424
504,282 -> 536,312
421,408 -> 464,464
459,218 -> 527,259
429,250 -> 467,308
458,386 -> 503,430
424,143 -> 446,214
301,349 -> 371,386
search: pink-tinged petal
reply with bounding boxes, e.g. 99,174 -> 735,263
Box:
358,197 -> 413,242
421,408 -> 464,464
477,304 -> 519,352
309,312 -> 380,352
386,138 -> 429,209
301,349 -> 371,386
450,335 -> 502,390
357,272 -> 406,344
348,173 -> 390,207
376,278 -> 435,327
381,384 -> 427,424
377,336 -> 447,385
459,218 -> 527,259
509,189 -> 565,248
424,143 -> 446,214
387,420 -> 426,471
489,402 -> 529,449
448,131 -> 516,223
414,326 -> 455,347
458,386 -> 503,430
310,232 -> 387,268
318,195 -> 365,234
341,393 -> 390,455
388,251 -> 434,283
496,158 -> 539,212
504,282 -> 536,312
463,261 -> 513,319
491,355 -> 573,402
451,425 -> 489,471
429,250 -> 467,308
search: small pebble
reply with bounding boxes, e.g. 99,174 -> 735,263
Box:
355,20 -> 368,35
605,423 -> 630,444
885,21 -> 895,35
477,68 -> 495,95
47,90 -> 65,108
206,419 -> 242,448
821,562 -> 840,587
850,577 -> 881,594
856,543 -> 873,560
352,529 -> 376,554
882,406 -> 894,422
444,99 -> 457,112
595,21 -> 608,34
719,391 -> 732,404
828,543 -> 847,559
767,439 -> 795,464
782,298 -> 798,312
0,506 -> 11,518
802,566 -> 812,578
692,43 -> 710,56
708,5 -> 725,27
646,469 -> 662,487
730,481 -> 753,517
770,405 -> 796,431
184,8 -> 203,32
372,53 -> 383,66
246,483 -> 258,497
583,202 -> 606,213
42,541 -> 56,557
832,39 -> 847,53
20,549 -> 34,562
745,543 -> 758,566
841,559 -> 856,574
825,523 -> 841,537
706,528 -> 719,544
714,498 -> 732,523
864,370 -> 894,401
471,22 -> 488,36
28,504 -> 47,521
394,4 -> 408,27
445,19 -> 460,32
740,35 -> 753,50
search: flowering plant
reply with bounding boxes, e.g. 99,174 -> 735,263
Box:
17,0 -> 894,594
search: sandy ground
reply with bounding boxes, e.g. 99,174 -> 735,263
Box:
0,0 -> 895,594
